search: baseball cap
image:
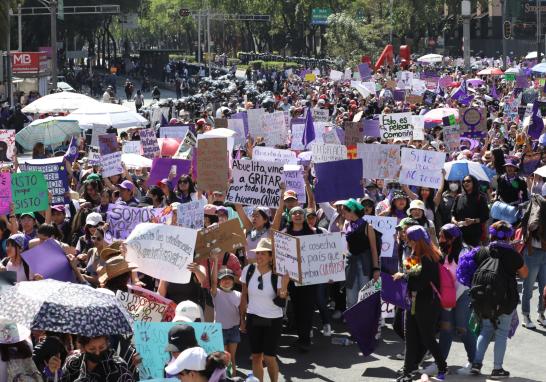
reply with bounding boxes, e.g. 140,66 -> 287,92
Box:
283,190 -> 297,200
119,180 -> 135,191
218,267 -> 235,280
51,204 -> 66,213
7,233 -> 25,249
172,301 -> 204,323
395,217 -> 419,231
85,212 -> 104,226
20,212 -> 36,219
165,347 -> 207,375
164,325 -> 198,353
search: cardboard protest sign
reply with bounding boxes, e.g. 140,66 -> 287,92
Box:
247,108 -> 265,137
0,173 -> 11,215
380,113 -> 414,140
134,322 -> 223,380
262,111 -> 288,146
406,94 -> 423,104
147,158 -> 191,186
299,232 -> 347,285
253,147 -> 296,164
21,239 -> 75,282
19,157 -> 69,205
140,128 -> 160,159
106,204 -> 172,240
227,160 -> 283,207
125,223 -> 197,284
127,284 -> 176,322
194,218 -> 246,260
99,134 -> 123,178
399,148 -> 446,188
227,118 -> 246,148
116,290 -> 167,322
160,125 -> 189,139
311,143 -> 347,163
11,171 -> 48,214
357,144 -> 401,179
314,159 -> 363,203
282,164 -> 306,203
196,137 -> 228,192
177,199 -> 206,229
122,141 -> 142,154
362,216 -> 397,258
0,129 -> 16,163
443,125 -> 461,152
459,107 -> 487,133
344,121 -> 364,146
272,230 -> 302,283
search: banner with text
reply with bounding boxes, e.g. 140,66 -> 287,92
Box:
227,159 -> 283,207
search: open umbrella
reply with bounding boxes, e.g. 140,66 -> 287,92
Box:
0,279 -> 132,337
417,54 -> 443,64
15,116 -> 80,150
22,92 -> 99,114
444,160 -> 490,182
505,67 -> 523,74
477,67 -> 504,76
531,62 -> 546,75
70,103 -> 148,129
423,108 -> 459,123
466,78 -> 485,87
122,153 -> 153,169
526,51 -> 539,60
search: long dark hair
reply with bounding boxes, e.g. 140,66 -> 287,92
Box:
492,148 -> 505,175
200,351 -> 229,379
463,175 -> 480,198
441,229 -> 464,264
418,187 -> 435,212
0,341 -> 33,362
176,175 -> 196,195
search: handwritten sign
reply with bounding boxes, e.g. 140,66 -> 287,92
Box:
443,125 -> 461,152
227,118 -> 246,148
99,134 -> 123,178
134,321 -> 223,380
227,160 -> 283,207
127,284 -> 176,322
11,171 -> 48,214
247,108 -> 265,137
0,173 -> 11,215
290,122 -> 305,150
357,144 -> 401,179
140,128 -> 160,159
262,111 -> 288,147
362,216 -> 397,258
122,141 -> 142,154
0,130 -> 15,163
299,232 -> 347,285
177,199 -> 206,229
125,223 -> 197,284
311,143 -> 347,163
253,147 -> 296,164
399,148 -> 446,188
19,157 -> 69,205
194,219 -> 246,260
160,125 -> 189,139
272,230 -> 302,283
196,137 -> 228,192
312,109 -> 330,123
106,204 -> 172,240
282,164 -> 306,203
380,113 -> 414,140
116,290 -> 167,322
344,121 -> 364,146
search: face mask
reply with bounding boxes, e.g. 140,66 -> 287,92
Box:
449,183 -> 459,192
85,350 -> 109,363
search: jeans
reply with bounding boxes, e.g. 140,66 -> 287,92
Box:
473,311 -> 513,369
439,290 -> 476,363
345,255 -> 370,309
521,248 -> 546,315
316,283 -> 331,325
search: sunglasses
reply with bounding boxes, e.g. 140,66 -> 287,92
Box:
91,236 -> 102,241
258,275 -> 263,290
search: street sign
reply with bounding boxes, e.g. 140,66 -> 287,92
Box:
179,8 -> 190,17
311,8 -> 332,25
503,20 -> 512,40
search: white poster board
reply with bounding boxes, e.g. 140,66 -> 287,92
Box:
299,232 -> 347,285
399,148 -> 446,188
227,160 -> 284,207
272,230 -> 302,283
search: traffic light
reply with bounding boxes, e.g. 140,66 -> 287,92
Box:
503,21 -> 511,40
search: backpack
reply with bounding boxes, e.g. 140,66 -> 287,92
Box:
6,357 -> 42,382
430,263 -> 456,309
245,263 -> 286,308
469,248 -> 511,326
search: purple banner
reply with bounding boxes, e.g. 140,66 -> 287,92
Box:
0,172 -> 11,215
21,239 -> 75,282
147,158 -> 191,186
343,291 -> 381,357
515,75 -> 529,89
358,63 -> 372,81
363,119 -> 381,138
19,157 -> 69,205
380,272 -> 411,310
314,159 -> 363,203
393,89 -> 405,101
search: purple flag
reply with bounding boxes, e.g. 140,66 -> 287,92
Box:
380,272 -> 411,310
147,158 -> 191,186
529,101 -> 545,140
160,113 -> 168,126
358,63 -> 371,81
302,107 -> 316,148
64,136 -> 79,163
314,159 -> 363,203
491,81 -> 498,100
450,80 -> 468,101
343,291 -> 381,357
459,94 -> 474,106
232,112 -> 249,138
21,239 -> 76,282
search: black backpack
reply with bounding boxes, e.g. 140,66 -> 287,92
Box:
245,264 -> 286,308
469,247 -> 511,326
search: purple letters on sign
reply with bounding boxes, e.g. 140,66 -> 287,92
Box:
0,173 -> 11,215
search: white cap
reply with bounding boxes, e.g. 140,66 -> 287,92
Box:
85,212 -> 104,226
164,347 -> 207,375
173,300 -> 204,322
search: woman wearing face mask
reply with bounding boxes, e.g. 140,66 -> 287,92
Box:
62,335 -> 134,382
451,175 -> 489,247
438,181 -> 461,227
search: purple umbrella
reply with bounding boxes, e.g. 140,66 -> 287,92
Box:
467,78 -> 485,87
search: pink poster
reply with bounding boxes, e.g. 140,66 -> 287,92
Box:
0,172 -> 11,216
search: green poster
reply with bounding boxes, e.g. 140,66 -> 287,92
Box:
11,171 -> 48,214
504,73 -> 516,81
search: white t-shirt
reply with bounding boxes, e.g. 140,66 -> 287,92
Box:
240,265 -> 283,319
212,289 -> 241,329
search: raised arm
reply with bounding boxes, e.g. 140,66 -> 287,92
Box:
272,185 -> 286,231
234,203 -> 252,231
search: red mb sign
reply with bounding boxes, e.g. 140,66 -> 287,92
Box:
11,52 -> 47,74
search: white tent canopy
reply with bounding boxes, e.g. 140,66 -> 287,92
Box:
417,54 -> 443,63
69,103 -> 148,129
22,92 -> 99,114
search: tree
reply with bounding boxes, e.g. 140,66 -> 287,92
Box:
0,0 -> 20,51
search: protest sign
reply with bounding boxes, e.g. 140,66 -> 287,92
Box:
125,223 -> 197,284
459,107 -> 487,133
272,230 -> 302,283
329,69 -> 343,81
314,159 -> 363,203
291,121 -> 305,150
227,160 -> 283,207
194,218 -> 246,260
253,147 -> 296,164
0,129 -> 15,162
134,322 -> 223,380
177,199 -> 206,229
106,204 -> 171,240
282,164 -> 306,202
396,71 -> 413,89
122,141 -> 142,154
344,288 -> 381,357
87,149 -> 101,165
90,125 -> 108,147
515,75 -> 529,89
438,75 -> 453,89
227,118 -> 246,147
0,173 -> 11,215
213,118 -> 228,129
21,239 -> 75,282
247,108 -> 265,137
411,79 -> 427,95
312,109 -> 330,123
127,284 -> 176,322
443,125 -> 461,152
140,128 -> 160,159
380,113 -> 414,140
116,290 -> 167,322
11,171 -> 48,214
357,144 -> 401,179
412,115 -> 425,140
147,158 -> 191,186
406,94 -> 423,105
311,143 -> 347,163
362,118 -> 381,137
19,157 -> 69,205
362,216 -> 397,258
99,134 -> 123,178
322,128 -> 342,144
262,111 -> 288,146
299,232 -> 347,285
196,137 -> 228,192
399,148 -> 446,188
160,125 -> 189,139
423,90 -> 437,106
344,121 -> 364,146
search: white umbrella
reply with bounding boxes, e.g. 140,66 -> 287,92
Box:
57,82 -> 76,92
121,153 -> 153,169
417,54 -> 443,64
505,67 -> 522,74
202,128 -> 236,138
69,103 -> 148,129
15,116 -> 80,150
526,51 -> 538,60
22,92 -> 99,114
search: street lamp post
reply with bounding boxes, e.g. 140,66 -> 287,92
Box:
462,0 -> 471,70
50,0 -> 57,90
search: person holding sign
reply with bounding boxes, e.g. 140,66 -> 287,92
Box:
234,204 -> 271,263
342,199 -> 379,309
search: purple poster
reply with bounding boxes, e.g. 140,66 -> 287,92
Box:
393,89 -> 406,101
515,75 -> 529,89
98,134 -> 119,156
343,291 -> 381,357
314,159 -> 363,203
380,272 -> 411,310
0,172 -> 11,215
232,112 -> 249,138
19,157 -> 69,205
363,119 -> 381,138
147,158 -> 191,186
358,63 -> 372,81
21,239 -> 75,282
